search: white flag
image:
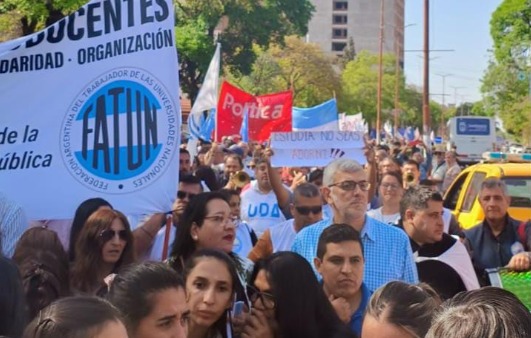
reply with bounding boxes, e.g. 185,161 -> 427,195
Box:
187,44 -> 220,139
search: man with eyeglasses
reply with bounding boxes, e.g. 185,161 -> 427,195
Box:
292,158 -> 418,292
133,174 -> 202,261
247,183 -> 323,262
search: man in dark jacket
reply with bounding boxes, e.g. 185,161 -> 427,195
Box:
464,177 -> 531,285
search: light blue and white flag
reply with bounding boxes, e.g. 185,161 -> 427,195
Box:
292,98 -> 339,131
198,108 -> 216,141
239,106 -> 249,142
187,43 -> 220,155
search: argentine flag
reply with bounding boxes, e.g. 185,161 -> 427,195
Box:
292,98 -> 339,131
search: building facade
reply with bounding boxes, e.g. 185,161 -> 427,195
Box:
307,0 -> 404,65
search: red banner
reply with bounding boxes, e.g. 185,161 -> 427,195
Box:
216,82 -> 293,142
251,91 -> 293,141
216,82 -> 254,142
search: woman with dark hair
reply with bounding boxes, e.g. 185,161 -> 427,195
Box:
12,227 -> 70,320
184,249 -> 239,338
168,192 -> 253,299
362,281 -> 441,338
22,296 -> 127,338
69,197 -> 113,262
71,209 -> 135,296
367,171 -> 404,225
242,252 -> 355,338
108,262 -> 189,338
0,256 -> 27,338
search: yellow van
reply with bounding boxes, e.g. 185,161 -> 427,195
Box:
443,153 -> 531,229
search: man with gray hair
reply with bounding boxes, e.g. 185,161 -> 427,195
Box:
397,185 -> 479,298
248,182 -> 323,262
464,177 -> 531,285
292,158 -> 418,292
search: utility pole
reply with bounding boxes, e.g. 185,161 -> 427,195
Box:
422,0 -> 430,143
376,0 -> 385,144
450,86 -> 464,115
394,7 -> 400,134
436,73 -> 452,135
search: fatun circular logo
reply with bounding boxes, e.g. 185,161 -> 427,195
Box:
60,67 -> 179,193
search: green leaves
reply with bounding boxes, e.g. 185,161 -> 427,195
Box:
481,0 -> 531,143
176,0 -> 314,101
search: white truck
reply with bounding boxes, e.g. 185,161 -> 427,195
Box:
447,116 -> 496,164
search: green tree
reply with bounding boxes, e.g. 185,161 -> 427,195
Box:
228,36 -> 341,107
0,0 -> 85,38
481,0 -> 531,143
175,0 -> 314,101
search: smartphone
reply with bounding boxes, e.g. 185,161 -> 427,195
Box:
232,301 -> 245,316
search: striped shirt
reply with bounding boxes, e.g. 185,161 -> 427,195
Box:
292,216 -> 418,292
0,192 -> 28,257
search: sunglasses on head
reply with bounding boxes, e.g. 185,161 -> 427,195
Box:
177,191 -> 197,200
295,205 -> 322,215
99,229 -> 127,242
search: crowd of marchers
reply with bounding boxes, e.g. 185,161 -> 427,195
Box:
1,135 -> 530,338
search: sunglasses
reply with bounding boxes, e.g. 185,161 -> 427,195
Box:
328,180 -> 371,192
295,205 -> 322,215
99,229 -> 128,242
177,191 -> 197,200
247,285 -> 275,309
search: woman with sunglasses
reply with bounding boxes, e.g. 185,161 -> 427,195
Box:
184,249 -> 239,338
71,209 -> 135,296
243,252 -> 355,338
367,171 -> 404,225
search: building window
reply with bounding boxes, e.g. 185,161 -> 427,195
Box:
332,28 -> 347,39
332,42 -> 347,52
333,14 -> 347,24
333,1 -> 348,11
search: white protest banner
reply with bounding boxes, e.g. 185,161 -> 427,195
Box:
0,0 -> 180,219
339,112 -> 366,132
270,131 -> 366,167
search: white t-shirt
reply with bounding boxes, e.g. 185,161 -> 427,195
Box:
367,207 -> 401,225
269,219 -> 297,252
240,181 -> 287,237
233,221 -> 255,257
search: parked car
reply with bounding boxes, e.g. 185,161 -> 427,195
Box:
443,152 -> 531,229
509,143 -> 524,154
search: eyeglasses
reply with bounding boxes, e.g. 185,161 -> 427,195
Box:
380,183 -> 400,191
177,191 -> 196,200
295,205 -> 322,215
247,285 -> 275,309
99,229 -> 127,242
328,180 -> 371,191
204,215 -> 234,225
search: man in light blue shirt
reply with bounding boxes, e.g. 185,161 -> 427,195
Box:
292,158 -> 418,292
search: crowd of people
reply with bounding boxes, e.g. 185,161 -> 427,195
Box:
1,134 -> 531,338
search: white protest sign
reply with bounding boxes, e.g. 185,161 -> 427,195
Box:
0,0 -> 180,219
270,131 -> 366,167
339,112 -> 366,132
